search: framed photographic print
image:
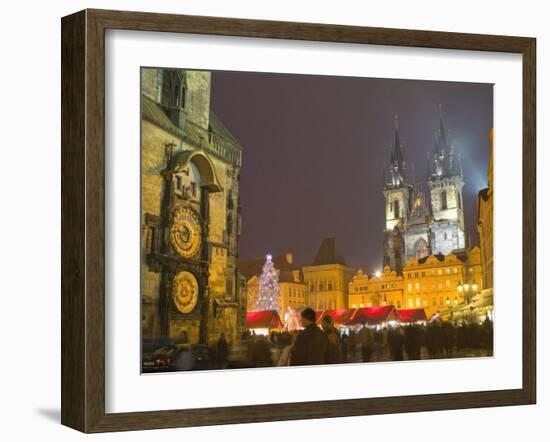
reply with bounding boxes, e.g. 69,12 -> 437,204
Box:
61,9 -> 536,433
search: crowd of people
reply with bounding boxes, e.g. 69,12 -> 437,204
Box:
212,307 -> 493,369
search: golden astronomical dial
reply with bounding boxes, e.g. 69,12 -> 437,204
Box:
172,271 -> 199,314
169,207 -> 202,258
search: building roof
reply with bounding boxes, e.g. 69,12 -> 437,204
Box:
238,254 -> 303,283
246,310 -> 283,329
141,94 -> 242,154
209,111 -> 241,146
311,237 -> 346,266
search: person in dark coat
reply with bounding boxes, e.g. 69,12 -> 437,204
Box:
404,325 -> 422,360
217,333 -> 229,369
290,308 -> 328,366
388,327 -> 405,361
358,325 -> 374,362
321,315 -> 342,364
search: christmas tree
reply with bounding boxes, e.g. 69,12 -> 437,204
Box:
254,254 -> 280,312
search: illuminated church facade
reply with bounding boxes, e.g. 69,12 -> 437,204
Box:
383,113 -> 467,274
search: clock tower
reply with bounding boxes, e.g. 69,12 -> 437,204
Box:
141,68 -> 244,346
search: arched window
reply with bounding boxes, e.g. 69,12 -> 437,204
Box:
457,191 -> 462,209
327,281 -> 333,291
441,190 -> 448,210
414,238 -> 429,259
394,199 -> 400,218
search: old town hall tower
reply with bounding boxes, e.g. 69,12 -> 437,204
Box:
383,110 -> 466,274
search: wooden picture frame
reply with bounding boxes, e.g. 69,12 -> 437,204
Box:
61,8 -> 536,433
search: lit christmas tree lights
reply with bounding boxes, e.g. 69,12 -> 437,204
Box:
254,254 -> 280,312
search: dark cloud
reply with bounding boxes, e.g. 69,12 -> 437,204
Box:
210,71 -> 492,272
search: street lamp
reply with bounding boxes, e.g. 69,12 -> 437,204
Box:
457,280 -> 479,304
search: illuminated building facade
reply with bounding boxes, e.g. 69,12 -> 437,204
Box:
348,266 -> 404,309
349,248 -> 483,318
303,238 -> 355,310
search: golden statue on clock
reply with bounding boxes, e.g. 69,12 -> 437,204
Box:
172,271 -> 199,314
169,207 -> 202,258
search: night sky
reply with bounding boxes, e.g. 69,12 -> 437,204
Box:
210,71 -> 492,273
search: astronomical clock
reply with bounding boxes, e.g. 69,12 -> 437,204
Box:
153,148 -> 215,342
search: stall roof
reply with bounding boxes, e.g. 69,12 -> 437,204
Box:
348,306 -> 399,326
317,309 -> 356,325
397,308 -> 428,323
246,310 -> 283,329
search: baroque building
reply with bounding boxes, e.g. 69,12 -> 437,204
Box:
348,266 -> 404,309
303,238 -> 355,310
238,253 -> 307,313
349,248 -> 483,318
140,68 -> 245,346
383,111 -> 466,274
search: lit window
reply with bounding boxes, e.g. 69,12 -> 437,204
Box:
408,298 -> 413,307
408,283 -> 412,292
446,280 -> 451,288
415,283 -> 420,290
352,304 -> 357,308
416,298 -> 421,307
446,268 -> 450,274
438,269 -> 442,275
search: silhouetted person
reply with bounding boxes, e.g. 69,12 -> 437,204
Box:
247,337 -> 273,368
358,325 -> 374,362
322,315 -> 342,364
217,333 -> 229,368
404,325 -> 422,360
388,327 -> 405,361
290,308 -> 328,366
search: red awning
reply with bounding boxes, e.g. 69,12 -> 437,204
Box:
246,310 -> 283,329
317,309 -> 356,325
397,308 -> 428,323
348,306 -> 399,326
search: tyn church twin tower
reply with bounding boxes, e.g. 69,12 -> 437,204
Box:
383,110 -> 466,274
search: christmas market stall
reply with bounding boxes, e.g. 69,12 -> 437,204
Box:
246,310 -> 284,336
316,309 -> 356,327
347,306 -> 399,329
397,308 -> 428,325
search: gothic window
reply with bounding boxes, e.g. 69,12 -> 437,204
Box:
441,190 -> 448,210
457,191 -> 462,209
394,199 -> 400,218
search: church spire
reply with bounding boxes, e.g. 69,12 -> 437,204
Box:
428,105 -> 460,179
388,115 -> 406,187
